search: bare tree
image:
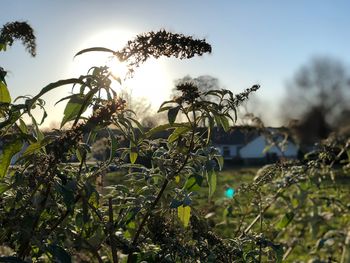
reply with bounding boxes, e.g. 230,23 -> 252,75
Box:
119,88 -> 166,128
281,57 -> 350,144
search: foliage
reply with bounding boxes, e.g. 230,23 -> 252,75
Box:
0,21 -> 349,263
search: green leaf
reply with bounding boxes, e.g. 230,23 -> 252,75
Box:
130,140 -> 138,164
272,244 -> 284,263
108,129 -> 118,163
0,183 -> 10,195
56,183 -> 75,210
177,205 -> 191,227
61,94 -> 86,127
0,81 -> 11,103
22,137 -> 52,157
128,117 -> 144,134
207,169 -> 217,199
170,199 -> 183,208
47,245 -> 72,263
184,174 -> 203,191
276,212 -> 294,230
215,155 -> 224,171
145,123 -> 186,138
219,115 -> 229,131
157,105 -> 173,113
158,100 -> 176,111
18,119 -> 28,134
74,47 -> 116,58
214,114 -> 230,131
0,42 -> 7,52
0,139 -> 22,178
30,78 -> 86,107
168,126 -> 191,143
168,105 -> 181,125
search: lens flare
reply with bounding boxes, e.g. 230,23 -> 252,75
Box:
225,187 -> 235,199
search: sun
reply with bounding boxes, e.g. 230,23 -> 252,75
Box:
69,29 -> 172,109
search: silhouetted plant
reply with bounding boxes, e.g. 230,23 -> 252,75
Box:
0,21 -> 36,56
0,21 -> 349,263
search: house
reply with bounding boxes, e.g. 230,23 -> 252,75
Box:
212,127 -> 258,161
239,134 -> 298,164
212,126 -> 299,164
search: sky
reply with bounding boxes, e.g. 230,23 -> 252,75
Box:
1,0 -> 350,127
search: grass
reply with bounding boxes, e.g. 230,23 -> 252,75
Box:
105,165 -> 350,262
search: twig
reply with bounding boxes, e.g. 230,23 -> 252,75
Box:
239,188 -> 283,238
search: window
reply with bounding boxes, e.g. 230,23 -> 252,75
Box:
223,146 -> 230,157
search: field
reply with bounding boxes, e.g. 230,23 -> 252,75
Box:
106,165 -> 350,262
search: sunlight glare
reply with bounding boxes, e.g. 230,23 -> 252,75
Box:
69,29 -> 172,110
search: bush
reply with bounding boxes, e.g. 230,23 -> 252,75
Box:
0,22 -> 349,263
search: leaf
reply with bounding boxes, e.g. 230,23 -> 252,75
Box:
30,78 -> 85,108
31,116 -> 44,142
74,47 -> 116,58
128,117 -> 144,134
219,115 -> 230,131
0,81 -> 11,103
0,183 -> 9,195
276,212 -> 294,230
215,155 -> 224,171
207,169 -> 217,199
18,119 -> 28,134
0,139 -> 22,178
47,244 -> 72,263
158,100 -> 176,111
61,94 -> 86,127
170,199 -> 183,208
145,123 -> 186,138
177,205 -> 191,227
272,244 -> 284,263
157,105 -> 173,113
130,140 -> 138,164
108,129 -> 118,163
168,105 -> 181,125
22,138 -> 52,157
0,42 -> 7,52
184,174 -> 203,191
168,126 -> 191,143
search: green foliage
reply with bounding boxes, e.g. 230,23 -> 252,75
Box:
1,20 -> 349,263
0,137 -> 22,177
0,81 -> 11,103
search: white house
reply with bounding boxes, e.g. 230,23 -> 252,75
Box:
239,134 -> 298,164
212,127 -> 258,161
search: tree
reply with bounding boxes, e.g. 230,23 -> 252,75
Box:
118,88 -> 166,128
282,56 -> 350,144
172,74 -> 221,100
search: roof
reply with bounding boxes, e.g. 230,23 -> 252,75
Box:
211,126 -> 259,145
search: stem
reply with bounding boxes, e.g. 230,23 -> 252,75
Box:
108,198 -> 119,263
19,184 -> 52,258
130,178 -> 169,244
126,107 -> 197,262
239,188 -> 283,238
258,193 -> 263,263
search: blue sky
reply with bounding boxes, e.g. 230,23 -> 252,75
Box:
1,1 -> 350,127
